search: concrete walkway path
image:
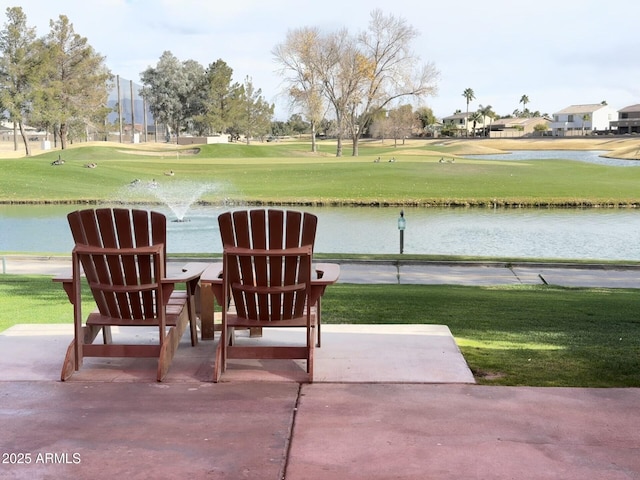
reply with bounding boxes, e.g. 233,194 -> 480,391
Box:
3,254 -> 640,288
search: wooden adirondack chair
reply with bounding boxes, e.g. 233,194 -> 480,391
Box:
56,208 -> 204,382
214,209 -> 321,382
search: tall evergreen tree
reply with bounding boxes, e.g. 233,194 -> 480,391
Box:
44,15 -> 111,149
0,7 -> 40,155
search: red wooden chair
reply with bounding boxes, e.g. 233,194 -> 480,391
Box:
56,208 -> 203,381
214,209 -> 322,382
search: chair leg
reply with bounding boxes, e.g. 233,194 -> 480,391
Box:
213,341 -> 223,382
316,298 -> 321,348
102,326 -> 112,344
157,307 -> 189,381
157,326 -> 182,382
213,326 -> 229,382
187,293 -> 198,347
307,327 -> 314,383
60,340 -> 77,381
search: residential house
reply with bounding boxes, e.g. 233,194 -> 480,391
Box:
441,112 -> 486,137
488,117 -> 551,138
550,104 -> 618,136
609,104 -> 640,134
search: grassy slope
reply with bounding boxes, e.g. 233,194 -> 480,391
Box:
2,139 -> 640,205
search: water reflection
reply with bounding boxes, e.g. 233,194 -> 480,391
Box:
1,204 -> 639,261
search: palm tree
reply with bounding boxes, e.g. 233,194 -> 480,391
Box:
519,95 -> 530,117
462,88 -> 475,137
477,104 -> 494,137
469,111 -> 483,137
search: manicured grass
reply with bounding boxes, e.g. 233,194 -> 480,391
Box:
2,141 -> 640,206
323,283 -> 640,387
2,275 -> 638,387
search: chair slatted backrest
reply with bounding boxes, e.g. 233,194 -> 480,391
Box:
218,209 -> 317,322
67,208 -> 168,321
73,244 -> 166,322
223,245 -> 312,322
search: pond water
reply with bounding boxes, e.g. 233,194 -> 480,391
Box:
463,150 -> 640,167
2,204 -> 639,261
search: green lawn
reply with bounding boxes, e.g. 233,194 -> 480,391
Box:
2,142 -> 640,206
1,275 -> 638,387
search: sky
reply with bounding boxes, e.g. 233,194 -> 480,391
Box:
9,0 -> 640,121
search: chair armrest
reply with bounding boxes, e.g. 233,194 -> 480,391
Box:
313,263 -> 340,285
52,271 -> 73,284
52,271 -> 74,304
164,262 -> 208,284
200,263 -> 223,284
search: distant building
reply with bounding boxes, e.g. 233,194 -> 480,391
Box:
488,117 -> 551,138
441,112 -> 486,137
609,104 -> 640,134
550,104 -> 618,136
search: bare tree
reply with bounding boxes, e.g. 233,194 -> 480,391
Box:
273,27 -> 326,152
314,29 -> 361,157
273,9 -> 439,157
348,9 -> 439,156
387,104 -> 418,146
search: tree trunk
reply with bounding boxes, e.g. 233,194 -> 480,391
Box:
18,122 -> 31,156
351,132 -> 359,156
59,123 -> 68,149
333,110 -> 344,156
310,121 -> 317,153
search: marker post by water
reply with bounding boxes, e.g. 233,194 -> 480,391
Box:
397,210 -> 406,254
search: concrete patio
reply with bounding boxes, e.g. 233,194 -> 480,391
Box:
1,322 -> 639,479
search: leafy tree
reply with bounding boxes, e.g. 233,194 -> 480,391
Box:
0,6 -> 41,155
533,123 -> 549,136
233,76 -> 274,144
462,88 -> 475,137
287,113 -> 309,137
415,106 -> 437,135
270,120 -> 289,137
141,51 -> 189,142
195,59 -> 241,135
43,15 -> 111,149
180,59 -> 206,135
582,113 -> 590,136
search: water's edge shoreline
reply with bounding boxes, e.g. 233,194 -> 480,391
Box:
3,199 -> 640,208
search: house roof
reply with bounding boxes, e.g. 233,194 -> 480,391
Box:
617,104 -> 640,113
441,112 -> 470,120
553,104 -> 607,115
